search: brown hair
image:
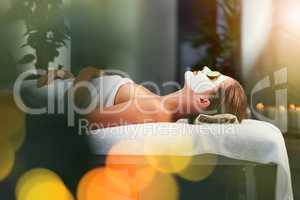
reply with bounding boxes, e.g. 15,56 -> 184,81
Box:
207,80 -> 248,122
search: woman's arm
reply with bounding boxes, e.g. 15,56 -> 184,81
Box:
75,67 -> 171,128
86,97 -> 172,128
37,69 -> 74,87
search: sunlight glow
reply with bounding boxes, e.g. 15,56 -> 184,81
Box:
278,0 -> 300,32
16,168 -> 74,200
0,91 -> 26,151
178,154 -> 218,182
144,135 -> 193,173
242,0 -> 273,79
0,139 -> 15,181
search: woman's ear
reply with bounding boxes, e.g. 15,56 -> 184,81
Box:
199,97 -> 210,108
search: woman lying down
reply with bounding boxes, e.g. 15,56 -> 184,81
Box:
40,66 -> 248,128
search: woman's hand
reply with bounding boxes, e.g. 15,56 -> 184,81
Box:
73,66 -> 104,86
37,69 -> 74,88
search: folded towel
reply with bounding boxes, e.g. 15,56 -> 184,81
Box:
176,113 -> 239,124
195,114 -> 239,124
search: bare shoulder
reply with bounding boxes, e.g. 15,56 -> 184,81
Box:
115,83 -> 156,105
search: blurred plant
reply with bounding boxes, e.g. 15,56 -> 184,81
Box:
191,0 -> 241,75
7,0 -> 70,71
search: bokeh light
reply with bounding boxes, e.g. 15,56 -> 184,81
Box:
278,0 -> 300,32
144,135 -> 193,173
0,91 -> 26,151
0,139 -> 15,181
78,167 -> 179,200
140,172 -> 179,200
77,167 -> 134,200
177,154 -> 218,182
78,139 -> 181,200
278,105 -> 286,112
256,102 -> 265,111
16,168 -> 74,200
289,104 -> 296,110
106,140 -> 157,192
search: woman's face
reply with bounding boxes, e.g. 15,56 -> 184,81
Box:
183,69 -> 234,113
184,68 -> 230,94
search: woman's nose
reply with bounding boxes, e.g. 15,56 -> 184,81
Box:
192,70 -> 200,75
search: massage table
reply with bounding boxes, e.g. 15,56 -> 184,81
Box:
87,120 -> 293,200
18,79 -> 293,199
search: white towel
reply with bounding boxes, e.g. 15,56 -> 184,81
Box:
73,75 -> 133,109
20,75 -> 133,110
90,75 -> 133,108
88,119 -> 293,200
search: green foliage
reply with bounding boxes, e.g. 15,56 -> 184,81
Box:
192,0 -> 240,74
8,0 -> 70,70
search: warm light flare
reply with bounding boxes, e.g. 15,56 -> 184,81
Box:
77,167 -> 137,200
289,104 -> 296,110
256,102 -> 265,111
279,105 -> 286,112
16,168 -> 74,200
0,91 -> 26,151
178,154 -> 218,182
278,0 -> 300,31
140,172 -> 178,200
0,139 -> 15,181
106,140 -> 157,192
144,135 -> 193,173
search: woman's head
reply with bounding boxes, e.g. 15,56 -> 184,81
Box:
206,78 -> 248,122
183,69 -> 248,122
